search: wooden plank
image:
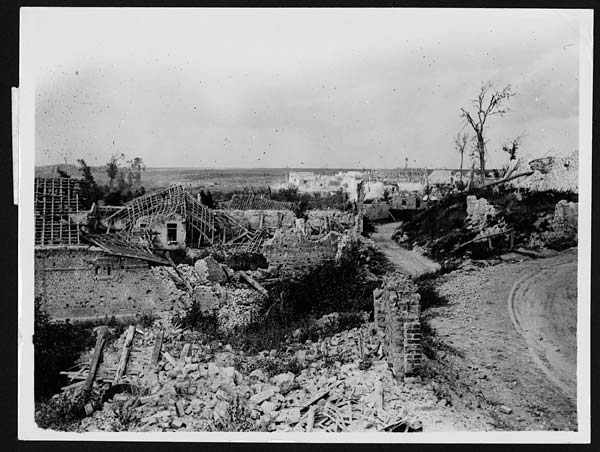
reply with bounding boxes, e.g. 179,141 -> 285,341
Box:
374,380 -> 384,411
61,380 -> 86,392
300,380 -> 344,411
150,330 -> 164,369
162,351 -> 178,368
238,271 -> 268,296
306,406 -> 316,432
166,251 -> 194,294
113,325 -> 136,384
84,326 -> 108,392
180,343 -> 191,360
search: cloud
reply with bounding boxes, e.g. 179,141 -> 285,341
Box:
30,8 -> 583,168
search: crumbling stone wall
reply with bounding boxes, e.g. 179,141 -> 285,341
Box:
364,201 -> 390,221
553,200 -> 578,233
305,210 -> 356,231
35,247 -> 176,320
263,229 -> 339,276
226,209 -> 296,231
466,195 -> 497,230
390,193 -> 422,210
373,273 -> 422,377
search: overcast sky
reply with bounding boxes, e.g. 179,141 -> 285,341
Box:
29,8 -> 582,169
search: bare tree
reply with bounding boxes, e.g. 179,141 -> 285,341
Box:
502,135 -> 524,161
454,131 -> 469,184
460,82 -> 515,185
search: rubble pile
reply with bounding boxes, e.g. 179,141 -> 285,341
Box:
151,261 -> 266,332
509,150 -> 578,193
72,318 -> 425,433
215,287 -> 264,333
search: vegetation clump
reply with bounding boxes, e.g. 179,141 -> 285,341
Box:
394,187 -> 578,261
175,239 -> 382,353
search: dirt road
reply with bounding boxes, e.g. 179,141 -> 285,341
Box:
371,222 -> 440,277
427,249 -> 578,430
508,256 -> 577,402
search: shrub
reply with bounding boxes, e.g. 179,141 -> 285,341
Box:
413,277 -> 449,311
211,395 -> 265,432
138,312 -> 156,329
171,302 -> 219,338
34,300 -> 96,401
396,188 -> 579,260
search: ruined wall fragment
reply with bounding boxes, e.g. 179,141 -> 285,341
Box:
263,229 -> 339,276
373,273 -> 422,378
225,209 -> 296,231
35,247 -> 177,320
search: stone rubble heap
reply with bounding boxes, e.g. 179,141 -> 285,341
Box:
72,318 -> 424,433
150,260 -> 266,332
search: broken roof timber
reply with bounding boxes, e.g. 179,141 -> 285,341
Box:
85,233 -> 169,265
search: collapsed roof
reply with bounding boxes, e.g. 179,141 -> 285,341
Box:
222,194 -> 296,211
103,184 -> 265,253
35,177 -> 84,246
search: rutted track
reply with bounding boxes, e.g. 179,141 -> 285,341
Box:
426,249 -> 578,430
507,257 -> 577,402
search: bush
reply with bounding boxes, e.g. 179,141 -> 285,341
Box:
34,300 -> 96,401
413,278 -> 449,311
138,312 -> 156,329
543,230 -> 577,251
172,302 -> 219,338
211,395 -> 265,432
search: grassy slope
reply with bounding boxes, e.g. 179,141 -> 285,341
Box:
393,188 -> 578,261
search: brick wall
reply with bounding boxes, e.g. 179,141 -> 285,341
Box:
35,247 -> 177,321
373,272 -> 422,378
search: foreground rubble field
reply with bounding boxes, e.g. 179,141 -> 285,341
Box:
37,313 -> 491,432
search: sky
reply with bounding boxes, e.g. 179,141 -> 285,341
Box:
28,8 -> 583,169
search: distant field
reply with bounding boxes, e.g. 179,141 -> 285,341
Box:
35,165 -> 473,196
34,165 -> 364,192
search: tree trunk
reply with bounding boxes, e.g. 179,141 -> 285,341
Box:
459,152 -> 464,183
477,135 -> 486,186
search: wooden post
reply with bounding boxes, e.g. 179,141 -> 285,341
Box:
113,325 -> 136,384
166,251 -> 194,294
374,380 -> 384,411
306,406 -> 316,432
150,330 -> 164,371
85,326 -> 108,392
358,332 -> 364,361
180,343 -> 191,360
238,271 -> 268,296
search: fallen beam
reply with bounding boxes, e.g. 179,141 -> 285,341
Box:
166,251 -> 194,295
149,330 -> 164,370
84,326 -> 109,392
238,271 -> 268,296
113,325 -> 136,384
